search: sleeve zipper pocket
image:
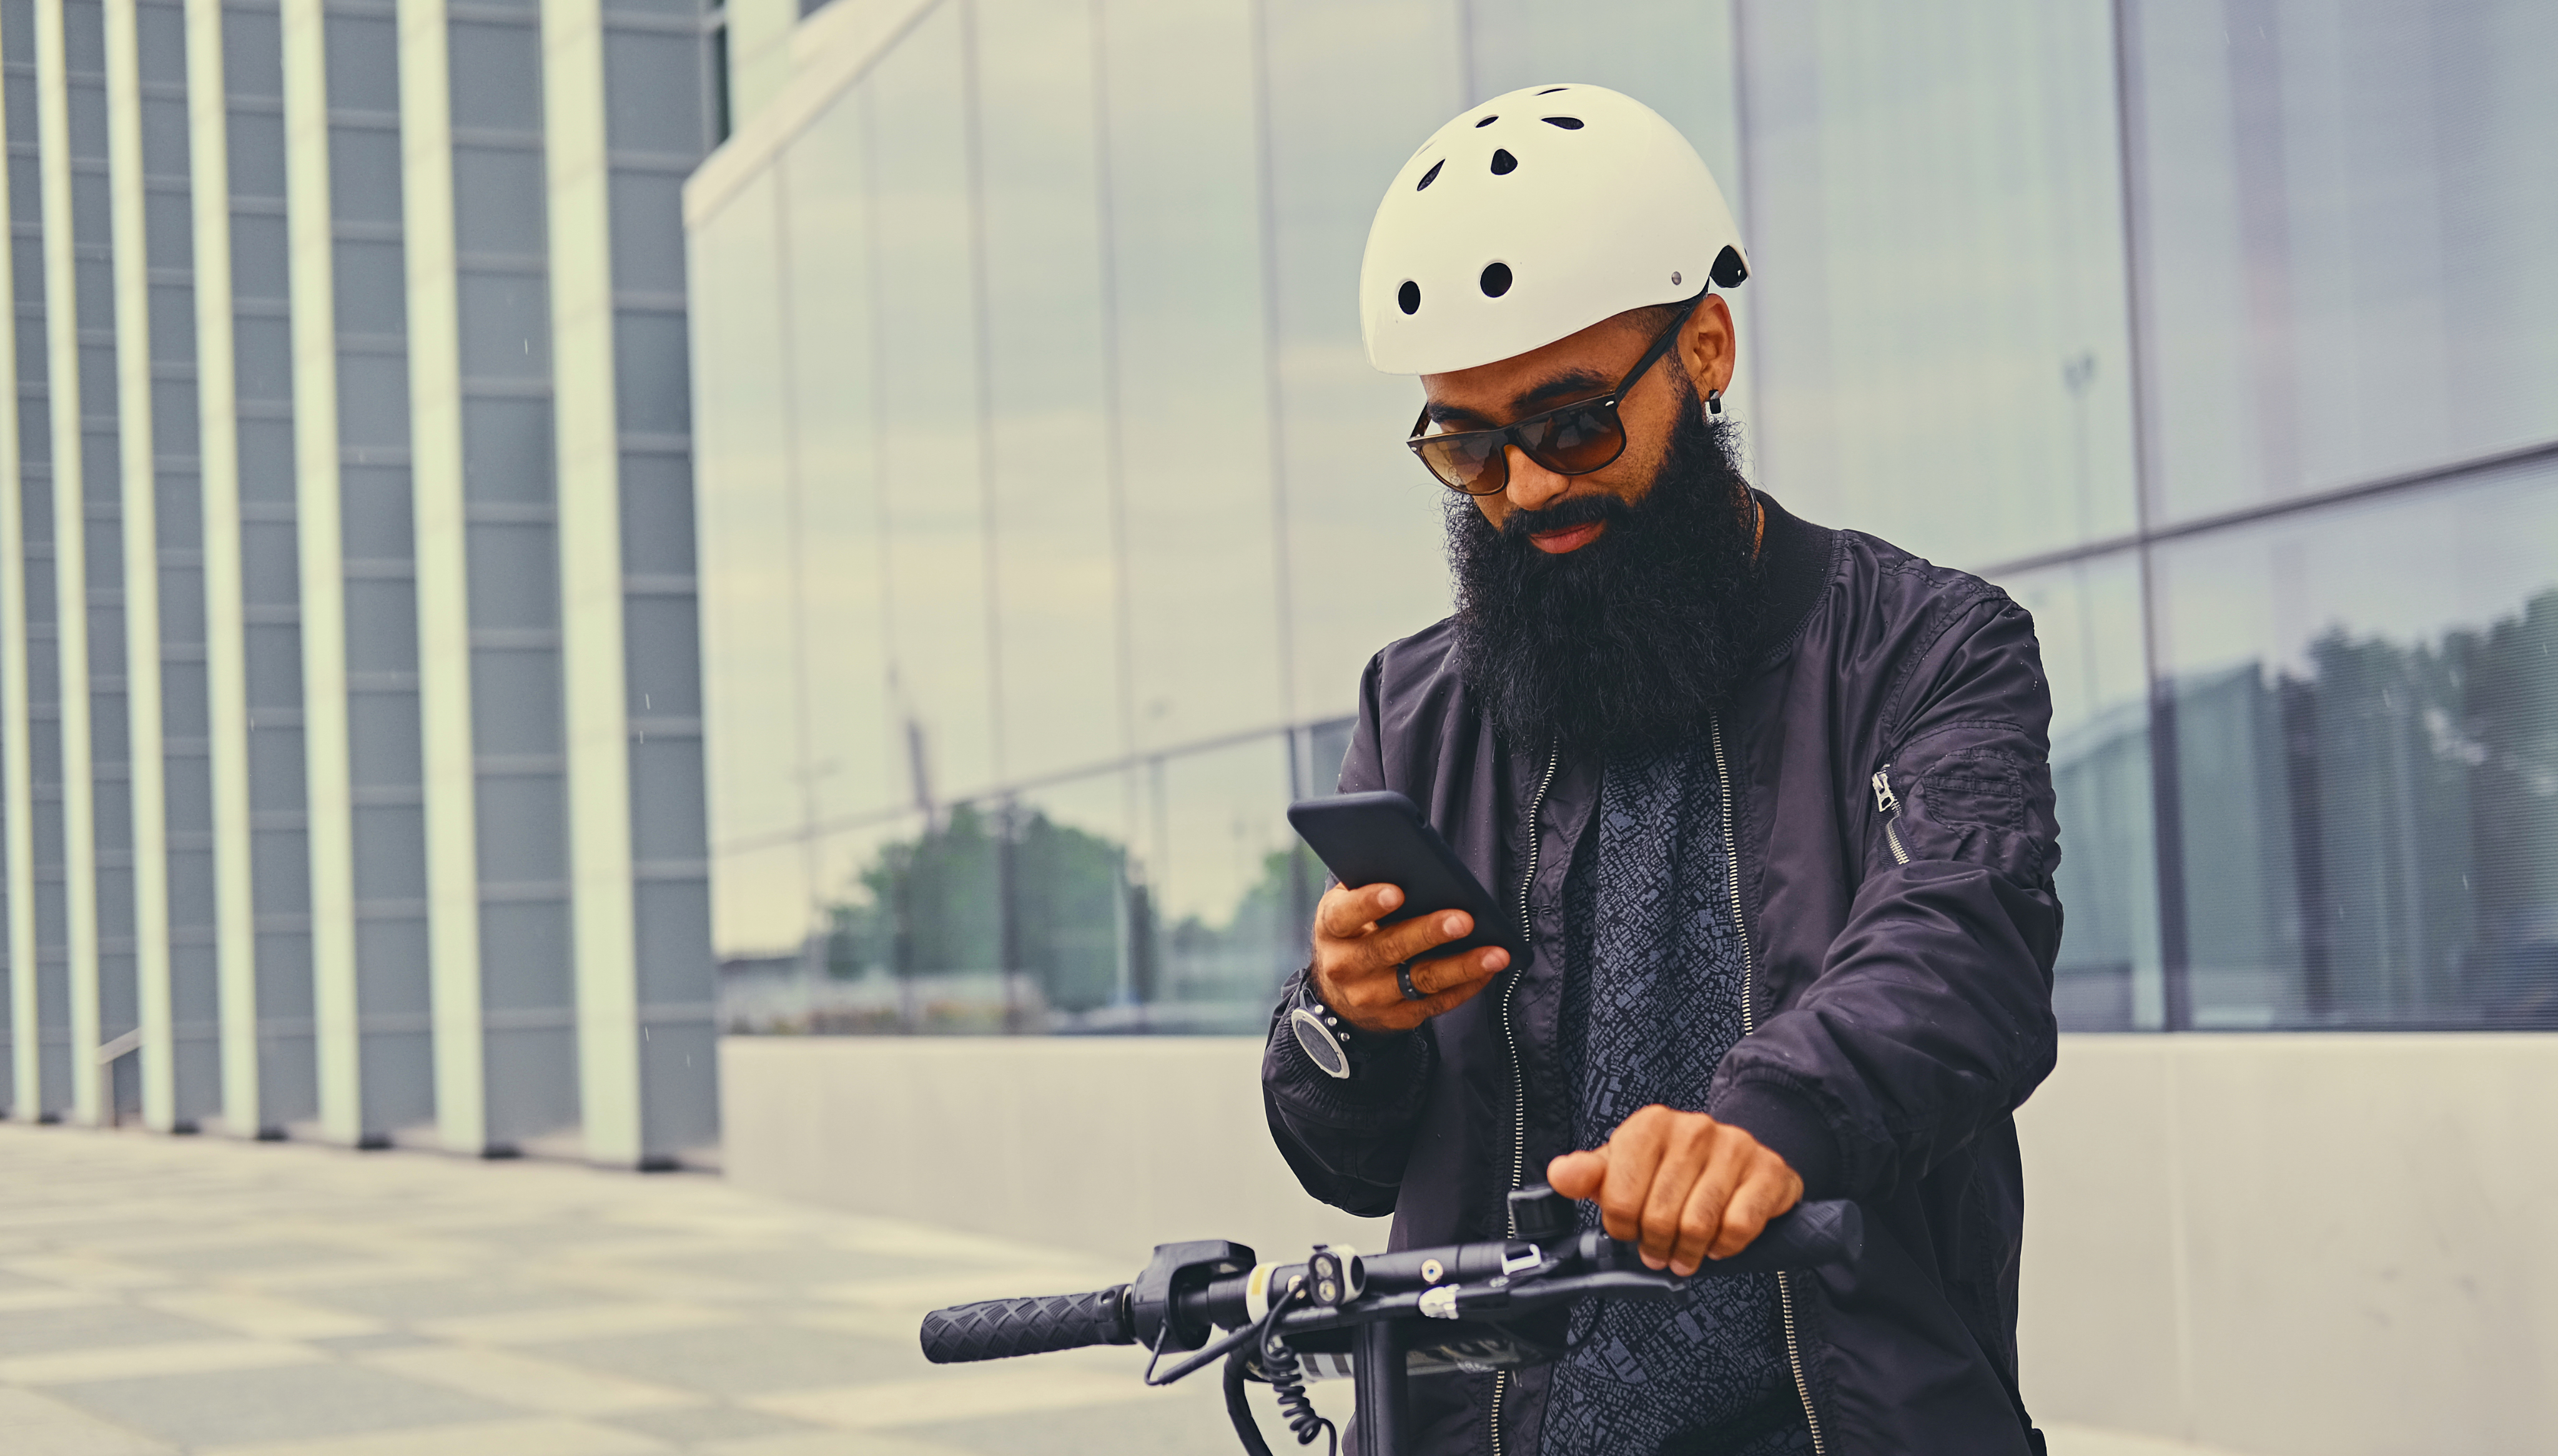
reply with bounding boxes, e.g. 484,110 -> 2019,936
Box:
1872,765 -> 1910,866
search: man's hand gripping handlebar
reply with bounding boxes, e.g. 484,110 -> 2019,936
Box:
917,1186 -> 1864,1456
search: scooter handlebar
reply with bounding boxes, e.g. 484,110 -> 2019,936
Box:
1697,1196 -> 1863,1275
920,1284 -> 1135,1364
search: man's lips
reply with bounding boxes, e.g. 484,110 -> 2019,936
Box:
1528,519 -> 1606,554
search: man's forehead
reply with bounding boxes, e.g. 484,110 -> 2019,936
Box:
1421,365 -> 1617,428
1418,309 -> 1657,427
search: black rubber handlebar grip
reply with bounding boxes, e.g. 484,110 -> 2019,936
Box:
1703,1198 -> 1864,1275
920,1285 -> 1133,1364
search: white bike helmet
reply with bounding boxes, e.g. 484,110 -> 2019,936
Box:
1359,84 -> 1748,376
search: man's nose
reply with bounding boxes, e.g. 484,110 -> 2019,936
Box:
1503,445 -> 1571,513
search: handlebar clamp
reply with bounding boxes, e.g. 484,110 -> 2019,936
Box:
1130,1239 -> 1255,1352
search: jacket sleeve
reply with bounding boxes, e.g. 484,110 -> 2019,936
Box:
1260,652 -> 1435,1219
1709,596 -> 2063,1200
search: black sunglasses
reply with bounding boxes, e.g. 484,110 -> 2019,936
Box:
1405,294 -> 1702,496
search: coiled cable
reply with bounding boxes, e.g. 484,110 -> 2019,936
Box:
1256,1281 -> 1336,1455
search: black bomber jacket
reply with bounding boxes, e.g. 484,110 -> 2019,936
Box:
1262,491 -> 2063,1455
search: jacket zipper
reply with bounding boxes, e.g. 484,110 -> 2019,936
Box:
1716,715 -> 1829,1456
1489,740 -> 1560,1456
1872,764 -> 1910,865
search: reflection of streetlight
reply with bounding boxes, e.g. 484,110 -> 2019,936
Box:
789,757 -> 843,970
2058,352 -> 2101,737
2061,352 -> 2097,548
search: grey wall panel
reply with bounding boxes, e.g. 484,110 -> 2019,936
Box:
222,0 -> 311,1133
600,1 -> 713,1162
452,0 -> 571,1156
322,0 -> 431,1142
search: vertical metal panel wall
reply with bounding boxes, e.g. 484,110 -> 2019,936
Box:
0,0 -> 716,1163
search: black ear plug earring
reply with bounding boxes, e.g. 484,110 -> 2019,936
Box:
1706,388 -> 1723,415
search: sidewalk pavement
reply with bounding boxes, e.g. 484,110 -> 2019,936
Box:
0,1122 -> 2260,1456
0,1122 -> 1270,1455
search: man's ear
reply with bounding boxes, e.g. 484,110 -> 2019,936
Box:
1681,293 -> 1737,400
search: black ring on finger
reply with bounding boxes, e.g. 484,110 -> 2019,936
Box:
1396,963 -> 1424,1001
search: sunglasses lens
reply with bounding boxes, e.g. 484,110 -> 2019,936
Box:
1416,432 -> 1507,494
1519,403 -> 1626,475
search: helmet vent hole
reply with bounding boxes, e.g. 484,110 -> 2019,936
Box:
1489,148 -> 1518,175
1542,116 -> 1582,130
1479,262 -> 1512,298
1537,86 -> 1568,95
1416,159 -> 1443,191
1397,280 -> 1421,315
1474,115 -> 1498,127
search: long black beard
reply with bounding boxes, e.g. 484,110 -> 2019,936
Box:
1446,390 -> 1770,757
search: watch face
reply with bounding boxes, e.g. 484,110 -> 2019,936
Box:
1289,1007 -> 1353,1079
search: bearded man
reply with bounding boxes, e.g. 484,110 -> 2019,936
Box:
1262,88 -> 2063,1455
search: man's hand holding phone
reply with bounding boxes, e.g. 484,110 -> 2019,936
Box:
1310,882 -> 1511,1034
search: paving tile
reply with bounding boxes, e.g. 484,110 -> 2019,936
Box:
0,1125 -> 1260,1456
0,1339 -> 322,1385
0,1386 -> 179,1455
523,1324 -> 922,1398
0,1302 -> 236,1359
701,1434 -> 968,1456
307,1332 -> 442,1354
41,1362 -> 522,1447
598,1403 -> 827,1445
357,1344 -> 705,1415
141,1289 -> 387,1340
413,1301 -> 746,1347
1,1254 -> 182,1291
0,1287 -> 119,1313
743,1367 -> 1160,1430
294,1276 -> 592,1322
614,1246 -> 942,1291
192,1416 -> 672,1456
121,1239 -> 378,1276
895,1384 -> 1273,1456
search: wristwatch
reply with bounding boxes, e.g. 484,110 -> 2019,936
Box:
1285,973 -> 1381,1080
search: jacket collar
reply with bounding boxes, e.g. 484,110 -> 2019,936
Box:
1750,488 -> 1837,671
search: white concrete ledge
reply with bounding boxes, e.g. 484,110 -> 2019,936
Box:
718,1035 -> 1390,1268
2018,1033 -> 2558,1455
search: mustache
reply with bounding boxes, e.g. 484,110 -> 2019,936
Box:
1500,491 -> 1629,544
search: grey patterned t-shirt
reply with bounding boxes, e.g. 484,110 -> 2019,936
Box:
1538,738 -> 1813,1456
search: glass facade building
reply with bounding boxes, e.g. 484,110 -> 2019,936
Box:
0,0 -> 721,1163
687,0 -> 2557,1037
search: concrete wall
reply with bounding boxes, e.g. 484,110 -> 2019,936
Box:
719,1036 -> 1391,1269
2015,1034 -> 2558,1456
722,1033 -> 2558,1455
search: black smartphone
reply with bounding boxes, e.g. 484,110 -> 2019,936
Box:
1286,790 -> 1528,968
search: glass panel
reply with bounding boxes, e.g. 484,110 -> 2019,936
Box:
691,170 -> 810,955
1260,0 -> 1463,723
779,88 -> 901,840
1014,771 -> 1137,1024
1136,735 -> 1299,1032
866,11 -> 999,797
2128,0 -> 2558,525
975,0 -> 1125,779
2156,465 -> 2558,1028
1739,0 -> 2138,570
1101,0 -> 1284,751
1992,550 -> 2161,1030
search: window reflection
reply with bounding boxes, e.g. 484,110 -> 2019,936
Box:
688,0 -> 2556,1041
2158,468 -> 2558,1028
1740,0 -> 2138,569
1995,553 -> 2161,1030
2127,0 -> 2558,523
